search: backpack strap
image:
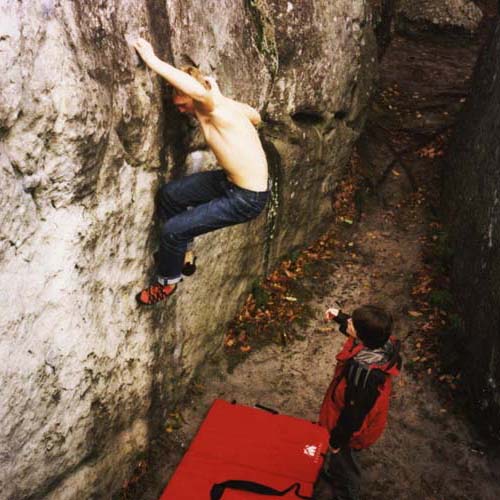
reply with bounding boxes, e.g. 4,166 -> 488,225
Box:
210,480 -> 313,499
385,339 -> 403,371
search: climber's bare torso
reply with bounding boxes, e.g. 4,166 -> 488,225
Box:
178,85 -> 268,192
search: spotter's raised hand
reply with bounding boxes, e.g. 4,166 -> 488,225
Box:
325,307 -> 340,321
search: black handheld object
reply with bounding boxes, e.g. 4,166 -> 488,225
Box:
332,310 -> 351,336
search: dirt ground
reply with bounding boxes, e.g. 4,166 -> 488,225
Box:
128,20 -> 500,500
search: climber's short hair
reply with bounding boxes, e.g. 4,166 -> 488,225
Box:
173,66 -> 210,95
352,305 -> 393,349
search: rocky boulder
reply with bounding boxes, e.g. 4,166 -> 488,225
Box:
396,0 -> 483,36
0,0 -> 377,498
369,0 -> 397,56
445,18 -> 500,439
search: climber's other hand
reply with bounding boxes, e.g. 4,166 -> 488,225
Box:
133,37 -> 155,61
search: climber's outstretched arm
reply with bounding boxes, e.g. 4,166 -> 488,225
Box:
133,37 -> 213,109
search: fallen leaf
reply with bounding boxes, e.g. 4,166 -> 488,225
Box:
317,327 -> 335,333
408,310 -> 423,317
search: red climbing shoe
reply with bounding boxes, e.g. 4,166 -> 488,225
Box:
136,282 -> 176,305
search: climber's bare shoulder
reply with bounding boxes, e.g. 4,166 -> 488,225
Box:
194,87 -> 268,191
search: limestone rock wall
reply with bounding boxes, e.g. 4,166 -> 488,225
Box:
0,1 -> 377,498
445,18 -> 500,439
369,0 -> 397,56
396,0 -> 483,36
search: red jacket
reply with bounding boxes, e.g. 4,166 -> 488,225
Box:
319,336 -> 401,449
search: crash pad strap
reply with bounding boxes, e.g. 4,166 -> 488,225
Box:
210,480 -> 312,499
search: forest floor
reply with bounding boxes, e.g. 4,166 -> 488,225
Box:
125,17 -> 500,500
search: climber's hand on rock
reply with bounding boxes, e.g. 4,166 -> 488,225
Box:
133,37 -> 155,62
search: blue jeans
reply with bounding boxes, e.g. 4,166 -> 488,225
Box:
155,170 -> 269,283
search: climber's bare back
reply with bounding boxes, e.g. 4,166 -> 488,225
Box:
194,95 -> 268,192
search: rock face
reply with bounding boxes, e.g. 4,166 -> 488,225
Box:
396,0 -> 483,36
0,1 -> 376,498
445,19 -> 500,439
370,0 -> 397,56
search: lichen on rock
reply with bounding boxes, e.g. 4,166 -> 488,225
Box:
245,0 -> 279,77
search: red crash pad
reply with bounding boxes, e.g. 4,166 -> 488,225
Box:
160,399 -> 329,499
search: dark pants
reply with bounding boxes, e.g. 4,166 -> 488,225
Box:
323,448 -> 361,500
155,170 -> 269,283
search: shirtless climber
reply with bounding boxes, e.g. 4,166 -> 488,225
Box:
132,38 -> 269,305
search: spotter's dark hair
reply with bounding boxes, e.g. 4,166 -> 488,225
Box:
352,305 -> 393,349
